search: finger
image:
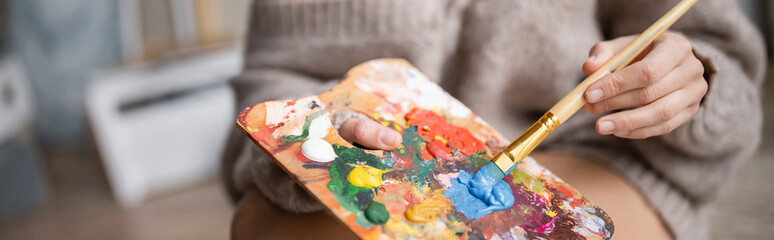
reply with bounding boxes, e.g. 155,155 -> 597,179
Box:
615,104 -> 699,139
339,118 -> 401,150
583,36 -> 637,75
585,34 -> 692,104
584,58 -> 704,114
595,81 -> 705,135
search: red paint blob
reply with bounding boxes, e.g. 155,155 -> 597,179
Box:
405,109 -> 486,158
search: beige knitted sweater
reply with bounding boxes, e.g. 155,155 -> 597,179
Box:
221,0 -> 766,239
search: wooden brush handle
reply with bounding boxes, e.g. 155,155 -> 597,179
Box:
492,0 -> 699,173
548,0 -> 699,124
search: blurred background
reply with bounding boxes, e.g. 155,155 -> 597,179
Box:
0,0 -> 771,239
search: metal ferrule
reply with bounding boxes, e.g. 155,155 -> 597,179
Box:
492,112 -> 560,173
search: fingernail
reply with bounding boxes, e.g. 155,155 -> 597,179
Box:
379,129 -> 401,147
587,89 -> 604,103
599,121 -> 615,133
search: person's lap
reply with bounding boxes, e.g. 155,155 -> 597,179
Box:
231,188 -> 358,240
231,152 -> 672,240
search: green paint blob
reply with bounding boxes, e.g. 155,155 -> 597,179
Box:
326,144 -> 387,227
364,201 -> 390,224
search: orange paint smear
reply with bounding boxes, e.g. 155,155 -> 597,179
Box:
254,122 -> 284,150
377,182 -> 415,213
548,182 -> 582,208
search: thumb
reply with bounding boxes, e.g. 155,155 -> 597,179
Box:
339,118 -> 401,150
582,35 -> 636,75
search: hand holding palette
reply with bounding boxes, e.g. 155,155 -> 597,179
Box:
237,59 -> 614,239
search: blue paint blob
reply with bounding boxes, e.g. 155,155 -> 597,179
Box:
442,168 -> 515,219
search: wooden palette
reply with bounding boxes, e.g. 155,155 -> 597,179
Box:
237,59 -> 614,239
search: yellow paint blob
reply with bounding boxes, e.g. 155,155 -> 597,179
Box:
347,165 -> 386,188
405,191 -> 450,223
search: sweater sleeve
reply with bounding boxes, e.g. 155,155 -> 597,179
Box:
597,0 -> 767,201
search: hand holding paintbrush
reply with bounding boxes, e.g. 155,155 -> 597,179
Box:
480,0 -> 703,180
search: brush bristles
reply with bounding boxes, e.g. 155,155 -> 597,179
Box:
478,161 -> 506,181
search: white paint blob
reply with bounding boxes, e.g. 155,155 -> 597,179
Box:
307,114 -> 332,139
301,138 -> 337,162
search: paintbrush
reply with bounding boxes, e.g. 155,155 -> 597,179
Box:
477,0 -> 700,181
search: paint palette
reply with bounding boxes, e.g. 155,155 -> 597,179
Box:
237,59 -> 614,239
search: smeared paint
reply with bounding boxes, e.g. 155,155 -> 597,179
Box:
348,165 -> 386,188
250,122 -> 284,150
562,200 -> 612,237
434,172 -> 460,188
405,190 -> 450,223
263,98 -> 325,139
385,126 -> 436,188
282,110 -> 327,143
511,167 -> 546,195
443,170 -> 514,219
376,181 -> 418,213
405,109 -> 485,157
301,138 -> 337,162
365,201 -> 390,224
465,151 -> 491,168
